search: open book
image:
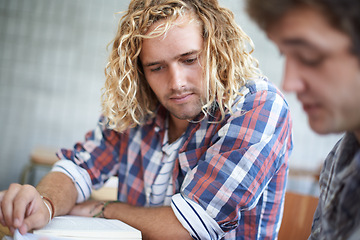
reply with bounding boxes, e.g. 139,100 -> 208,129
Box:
32,216 -> 142,240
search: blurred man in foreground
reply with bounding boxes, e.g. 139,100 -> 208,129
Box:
247,0 -> 360,239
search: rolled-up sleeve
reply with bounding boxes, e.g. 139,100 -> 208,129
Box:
171,193 -> 225,239
56,116 -> 122,190
51,159 -> 92,203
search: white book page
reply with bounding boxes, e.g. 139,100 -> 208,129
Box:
3,229 -> 68,240
33,216 -> 141,240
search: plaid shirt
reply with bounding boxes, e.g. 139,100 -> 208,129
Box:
56,78 -> 293,239
309,132 -> 360,240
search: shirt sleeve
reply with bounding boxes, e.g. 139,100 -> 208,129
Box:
177,82 -> 293,233
56,116 -> 122,189
51,159 -> 92,203
171,193 -> 225,240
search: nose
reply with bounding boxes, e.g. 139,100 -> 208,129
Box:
168,64 -> 185,90
282,57 -> 305,93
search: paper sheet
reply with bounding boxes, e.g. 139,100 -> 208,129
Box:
2,229 -> 71,240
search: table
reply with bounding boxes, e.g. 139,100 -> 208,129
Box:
0,225 -> 10,239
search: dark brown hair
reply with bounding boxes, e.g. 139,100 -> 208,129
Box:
246,0 -> 360,59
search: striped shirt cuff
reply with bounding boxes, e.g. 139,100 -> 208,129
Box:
51,159 -> 92,203
171,193 -> 225,240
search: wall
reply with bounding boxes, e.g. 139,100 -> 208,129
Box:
0,0 -> 342,191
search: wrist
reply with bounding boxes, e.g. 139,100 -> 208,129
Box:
92,201 -> 120,218
41,195 -> 55,223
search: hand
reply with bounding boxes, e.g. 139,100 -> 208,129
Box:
0,183 -> 50,235
69,200 -> 105,217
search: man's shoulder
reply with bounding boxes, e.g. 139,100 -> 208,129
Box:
243,76 -> 280,95
234,76 -> 288,110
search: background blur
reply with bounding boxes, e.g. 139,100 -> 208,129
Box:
0,0 -> 341,194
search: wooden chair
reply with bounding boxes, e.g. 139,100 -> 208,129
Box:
20,146 -> 118,200
278,191 -> 319,240
20,146 -> 59,185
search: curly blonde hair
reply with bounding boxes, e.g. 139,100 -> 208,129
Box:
102,0 -> 260,132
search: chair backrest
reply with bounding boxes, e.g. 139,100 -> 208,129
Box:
278,191 -> 319,240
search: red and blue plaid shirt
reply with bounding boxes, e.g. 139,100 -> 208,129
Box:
55,77 -> 293,239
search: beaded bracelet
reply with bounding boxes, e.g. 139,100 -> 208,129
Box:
41,196 -> 55,221
92,201 -> 120,218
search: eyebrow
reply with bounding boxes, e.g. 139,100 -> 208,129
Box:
282,38 -> 318,51
143,50 -> 200,67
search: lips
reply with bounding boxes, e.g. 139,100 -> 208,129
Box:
297,94 -> 321,114
169,93 -> 193,102
302,102 -> 322,115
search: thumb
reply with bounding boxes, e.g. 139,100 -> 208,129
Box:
18,206 -> 50,235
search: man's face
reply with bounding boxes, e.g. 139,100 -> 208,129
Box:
140,15 -> 205,122
268,6 -> 360,136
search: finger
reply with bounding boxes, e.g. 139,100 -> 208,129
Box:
70,200 -> 103,217
0,208 -> 5,227
0,209 -> 4,226
1,183 -> 21,228
9,226 -> 15,235
19,208 -> 49,235
0,190 -> 6,226
0,190 -> 5,200
12,185 -> 39,227
25,199 -> 36,218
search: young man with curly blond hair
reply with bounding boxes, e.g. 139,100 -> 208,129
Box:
247,0 -> 360,239
0,1 -> 292,239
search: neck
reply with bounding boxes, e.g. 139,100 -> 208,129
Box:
168,115 -> 189,143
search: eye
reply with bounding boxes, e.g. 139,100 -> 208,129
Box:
298,56 -> 324,67
150,66 -> 164,72
183,57 -> 197,65
295,50 -> 325,67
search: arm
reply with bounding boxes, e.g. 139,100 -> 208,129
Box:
36,172 -> 78,216
105,203 -> 192,240
70,201 -> 192,240
0,172 -> 77,235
